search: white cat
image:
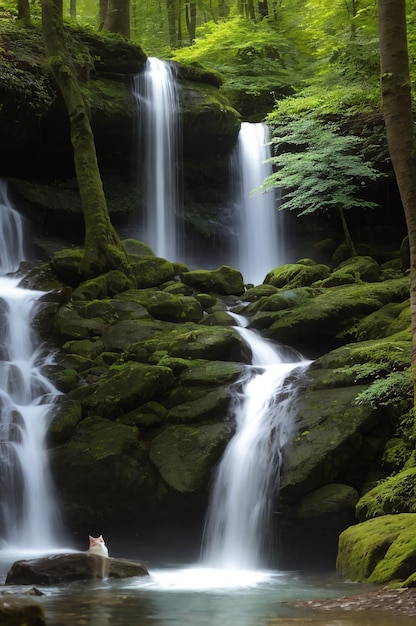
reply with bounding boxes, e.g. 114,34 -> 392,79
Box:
87,535 -> 109,558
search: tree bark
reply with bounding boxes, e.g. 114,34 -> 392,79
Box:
17,0 -> 31,25
41,0 -> 129,279
378,0 -> 416,376
103,0 -> 130,38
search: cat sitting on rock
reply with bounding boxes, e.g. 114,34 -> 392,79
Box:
87,535 -> 109,577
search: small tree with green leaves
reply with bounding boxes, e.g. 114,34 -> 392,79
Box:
263,116 -> 383,256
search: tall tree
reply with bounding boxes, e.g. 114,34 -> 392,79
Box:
41,0 -> 129,279
102,0 -> 130,38
378,0 -> 416,383
17,0 -> 31,25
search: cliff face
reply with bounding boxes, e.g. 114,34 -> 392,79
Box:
0,23 -> 240,244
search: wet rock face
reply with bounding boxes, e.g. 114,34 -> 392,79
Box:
5,553 -> 149,585
0,596 -> 46,626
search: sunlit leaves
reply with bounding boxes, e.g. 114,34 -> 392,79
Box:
263,116 -> 384,217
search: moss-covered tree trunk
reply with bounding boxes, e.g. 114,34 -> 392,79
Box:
378,0 -> 416,389
41,0 -> 129,279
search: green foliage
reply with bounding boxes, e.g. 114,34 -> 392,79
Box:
172,16 -> 309,99
0,22 -> 55,112
355,370 -> 413,408
263,116 -> 383,217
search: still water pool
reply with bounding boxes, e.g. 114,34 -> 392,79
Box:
1,557 -> 415,626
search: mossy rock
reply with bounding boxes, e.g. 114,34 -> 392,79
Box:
101,319 -> 159,352
336,513 -> 416,584
350,301 -> 410,342
51,416 -> 151,529
280,381 -> 378,501
117,401 -> 168,428
243,284 -> 280,301
149,422 -> 233,493
123,239 -> 155,257
182,266 -> 245,296
264,262 -> 330,289
0,597 -> 46,626
297,483 -> 359,520
199,310 -> 238,326
71,275 -> 108,301
144,325 -> 246,362
166,387 -> 231,423
48,398 -> 83,444
82,362 -> 175,419
54,305 -> 107,340
114,289 -> 203,323
62,338 -> 103,360
179,361 -> 244,386
251,278 -> 409,353
51,249 -> 83,286
129,256 -> 176,288
356,467 -> 416,522
195,293 -> 219,309
322,256 -> 380,287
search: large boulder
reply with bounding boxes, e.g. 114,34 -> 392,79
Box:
249,277 -> 409,354
336,513 -> 416,585
182,266 -> 245,296
149,422 -> 233,493
5,553 -> 149,585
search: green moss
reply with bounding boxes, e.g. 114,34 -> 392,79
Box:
356,467 -> 416,521
336,514 -> 416,584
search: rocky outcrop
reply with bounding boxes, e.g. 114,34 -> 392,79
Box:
18,245 -> 413,574
336,514 -> 416,586
5,553 -> 149,585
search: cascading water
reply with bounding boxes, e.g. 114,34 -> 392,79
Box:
202,321 -> 310,570
0,181 -> 63,551
231,122 -> 285,285
133,57 -> 182,261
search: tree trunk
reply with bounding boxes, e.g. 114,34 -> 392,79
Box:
98,0 -> 108,30
339,207 -> 357,257
17,0 -> 31,25
166,0 -> 177,47
185,1 -> 196,42
41,0 -> 129,279
378,0 -> 416,379
103,0 -> 130,38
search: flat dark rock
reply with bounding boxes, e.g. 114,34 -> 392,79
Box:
5,552 -> 149,585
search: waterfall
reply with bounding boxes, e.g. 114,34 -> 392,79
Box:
231,122 -> 285,285
202,323 -> 310,570
0,181 -> 63,551
133,57 -> 182,261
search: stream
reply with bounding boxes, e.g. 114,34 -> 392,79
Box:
1,552 -> 414,626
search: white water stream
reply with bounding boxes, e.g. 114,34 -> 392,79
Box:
133,57 -> 181,261
202,321 -> 311,570
0,181 -> 62,552
231,122 -> 285,285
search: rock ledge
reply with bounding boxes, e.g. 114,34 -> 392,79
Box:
5,553 -> 149,585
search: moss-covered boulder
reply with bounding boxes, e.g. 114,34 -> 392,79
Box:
179,361 -> 244,386
264,262 -> 330,289
336,513 -> 416,585
167,387 -> 231,423
51,249 -> 84,286
280,380 -> 379,501
51,416 -> 152,529
128,256 -> 176,288
356,468 -> 416,522
182,266 -> 245,296
149,422 -> 233,493
81,362 -> 175,419
250,278 -> 409,353
113,289 -> 203,322
321,256 -> 380,287
143,325 -> 246,362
